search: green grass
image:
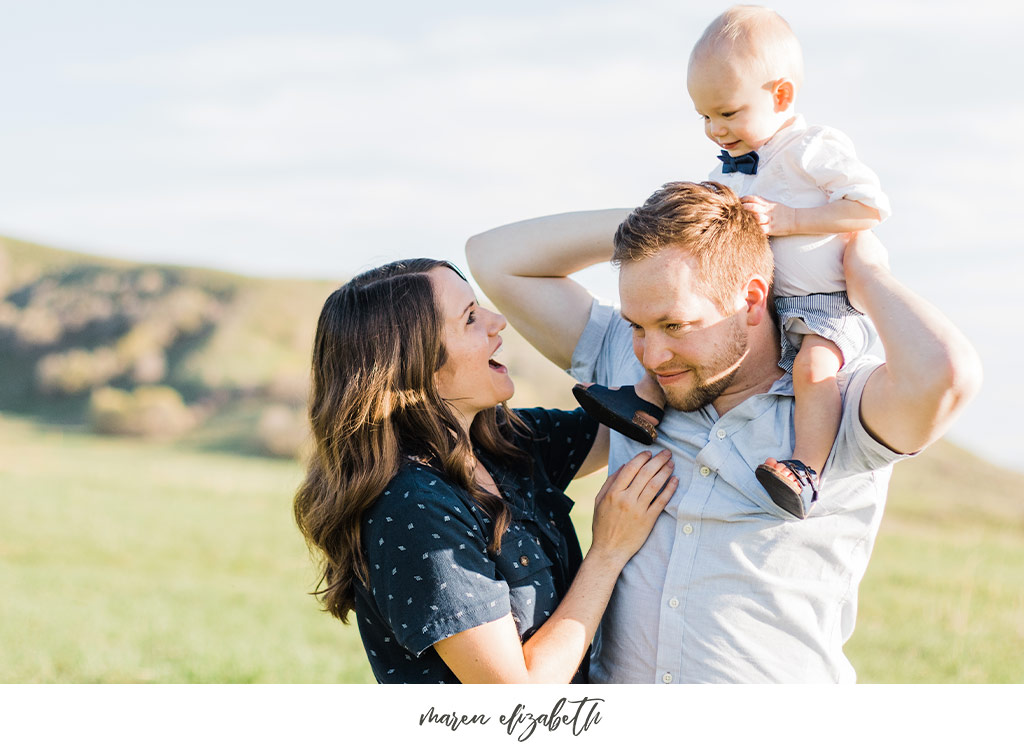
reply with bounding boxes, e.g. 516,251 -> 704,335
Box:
3,414 -> 1022,683
0,415 -> 370,682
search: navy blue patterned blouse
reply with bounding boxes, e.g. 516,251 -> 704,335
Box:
352,407 -> 599,683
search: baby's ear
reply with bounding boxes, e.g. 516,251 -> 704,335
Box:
772,79 -> 795,111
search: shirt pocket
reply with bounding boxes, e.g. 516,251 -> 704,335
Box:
493,531 -> 556,639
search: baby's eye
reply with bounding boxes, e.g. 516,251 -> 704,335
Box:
467,311 -> 477,324
721,111 -> 736,118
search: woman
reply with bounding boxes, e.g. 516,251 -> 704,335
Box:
293,258 -> 677,683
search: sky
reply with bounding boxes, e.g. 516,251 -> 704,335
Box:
0,0 -> 1021,471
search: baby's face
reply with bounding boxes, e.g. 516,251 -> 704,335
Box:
687,59 -> 787,157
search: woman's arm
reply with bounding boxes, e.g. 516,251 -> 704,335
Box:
434,450 -> 676,683
574,425 -> 609,479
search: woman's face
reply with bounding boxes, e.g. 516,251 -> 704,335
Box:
429,266 -> 514,426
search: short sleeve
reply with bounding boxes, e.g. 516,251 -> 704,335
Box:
799,126 -> 892,221
825,357 -> 915,479
514,407 -> 599,490
363,471 -> 511,656
568,298 -> 644,388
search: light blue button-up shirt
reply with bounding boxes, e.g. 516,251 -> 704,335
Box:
570,300 -> 908,683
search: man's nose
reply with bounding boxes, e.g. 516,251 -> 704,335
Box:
641,335 -> 672,371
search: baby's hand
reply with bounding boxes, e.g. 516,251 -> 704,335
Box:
741,195 -> 797,236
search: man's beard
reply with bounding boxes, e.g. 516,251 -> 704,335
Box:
659,316 -> 748,412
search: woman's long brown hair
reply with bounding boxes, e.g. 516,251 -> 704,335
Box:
293,259 -> 529,622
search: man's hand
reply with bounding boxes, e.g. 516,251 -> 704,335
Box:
741,195 -> 797,236
842,230 -> 890,313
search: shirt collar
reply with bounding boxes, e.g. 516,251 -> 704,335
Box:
756,113 -> 806,164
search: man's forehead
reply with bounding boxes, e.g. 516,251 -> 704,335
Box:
618,249 -> 708,321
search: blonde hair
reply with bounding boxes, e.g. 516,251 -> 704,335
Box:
613,181 -> 773,313
690,5 -> 804,91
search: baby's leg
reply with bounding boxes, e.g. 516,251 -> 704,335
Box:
790,334 -> 843,474
758,335 -> 842,515
633,373 -> 667,413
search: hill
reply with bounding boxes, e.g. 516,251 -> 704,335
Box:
0,235 -> 578,456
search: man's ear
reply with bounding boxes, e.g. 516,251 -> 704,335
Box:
772,78 -> 795,112
743,276 -> 772,326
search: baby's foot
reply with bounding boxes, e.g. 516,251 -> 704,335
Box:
755,458 -> 820,519
572,383 -> 665,444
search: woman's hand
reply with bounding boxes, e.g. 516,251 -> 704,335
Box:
588,450 -> 677,567
436,449 -> 677,683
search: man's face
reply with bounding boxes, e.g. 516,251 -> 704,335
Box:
619,248 -> 749,412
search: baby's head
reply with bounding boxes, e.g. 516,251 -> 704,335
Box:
687,5 -> 803,156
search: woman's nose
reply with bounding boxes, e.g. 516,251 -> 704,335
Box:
488,310 -> 507,333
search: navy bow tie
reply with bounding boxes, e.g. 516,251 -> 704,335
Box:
718,150 -> 759,175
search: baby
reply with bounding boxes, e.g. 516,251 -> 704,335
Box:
574,5 -> 889,518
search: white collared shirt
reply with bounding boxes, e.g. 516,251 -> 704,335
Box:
711,115 -> 891,298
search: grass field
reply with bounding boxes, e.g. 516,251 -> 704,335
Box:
2,413 -> 1022,683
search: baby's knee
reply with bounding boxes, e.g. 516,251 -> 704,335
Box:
793,341 -> 842,384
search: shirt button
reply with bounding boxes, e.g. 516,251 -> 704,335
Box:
699,466 -> 711,477
716,429 -> 727,439
683,524 -> 693,535
519,555 -> 530,567
668,597 -> 679,608
662,672 -> 673,684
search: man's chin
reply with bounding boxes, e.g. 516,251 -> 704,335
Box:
664,373 -> 734,413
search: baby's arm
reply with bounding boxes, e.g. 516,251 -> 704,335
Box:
741,195 -> 880,236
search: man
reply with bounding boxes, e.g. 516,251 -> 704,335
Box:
466,181 -> 981,683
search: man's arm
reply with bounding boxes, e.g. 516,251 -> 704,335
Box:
844,232 -> 982,454
466,209 -> 630,370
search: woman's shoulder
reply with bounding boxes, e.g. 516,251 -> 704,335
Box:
508,406 -> 591,442
364,461 -> 481,530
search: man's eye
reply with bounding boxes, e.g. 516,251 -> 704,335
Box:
665,323 -> 683,332
629,322 -> 644,332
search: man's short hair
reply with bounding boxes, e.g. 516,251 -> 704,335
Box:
612,181 -> 773,312
690,5 -> 804,91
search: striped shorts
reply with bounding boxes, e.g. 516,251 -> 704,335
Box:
774,292 -> 875,373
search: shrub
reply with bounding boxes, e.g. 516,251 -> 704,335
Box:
89,385 -> 196,437
256,404 -> 309,458
15,307 -> 63,346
